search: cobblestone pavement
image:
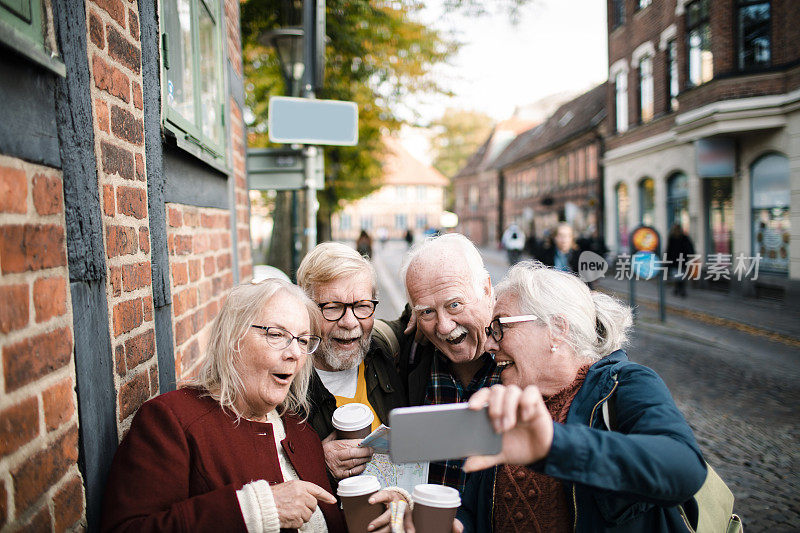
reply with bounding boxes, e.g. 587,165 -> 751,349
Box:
629,327 -> 800,533
372,240 -> 800,532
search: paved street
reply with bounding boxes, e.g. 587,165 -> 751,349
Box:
370,239 -> 800,532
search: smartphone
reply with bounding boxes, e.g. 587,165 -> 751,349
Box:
388,403 -> 502,464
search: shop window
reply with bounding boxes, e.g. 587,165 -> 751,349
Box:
340,213 -> 351,231
638,178 -> 655,226
615,182 -> 630,251
737,0 -> 770,70
667,173 -> 690,233
416,215 -> 427,229
666,40 -> 679,112
161,0 -> 226,165
615,71 -> 628,133
395,213 -> 407,230
751,153 -> 789,274
687,0 -> 713,87
638,56 -> 654,123
0,0 -> 64,75
705,178 -> 733,257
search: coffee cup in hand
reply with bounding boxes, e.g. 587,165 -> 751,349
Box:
337,475 -> 382,533
411,484 -> 460,533
332,403 -> 374,439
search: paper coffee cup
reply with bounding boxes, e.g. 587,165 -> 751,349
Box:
337,475 -> 382,533
332,403 -> 374,439
411,484 -> 461,533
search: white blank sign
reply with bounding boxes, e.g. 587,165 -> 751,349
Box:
268,96 -> 358,146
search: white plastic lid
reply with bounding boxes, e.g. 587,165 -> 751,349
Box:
332,403 -> 374,432
336,475 -> 381,497
411,484 -> 461,508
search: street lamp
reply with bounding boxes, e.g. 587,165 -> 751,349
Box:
259,28 -> 305,97
259,27 -> 306,276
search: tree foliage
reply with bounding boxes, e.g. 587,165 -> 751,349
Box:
429,108 -> 494,179
241,0 -> 457,219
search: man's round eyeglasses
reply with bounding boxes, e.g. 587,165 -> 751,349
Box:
485,315 -> 539,342
318,300 -> 379,321
250,325 -> 321,354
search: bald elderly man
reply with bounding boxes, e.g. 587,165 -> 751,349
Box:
398,233 -> 502,492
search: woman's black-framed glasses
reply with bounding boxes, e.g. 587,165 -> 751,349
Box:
485,315 -> 539,342
318,300 -> 379,321
250,325 -> 321,354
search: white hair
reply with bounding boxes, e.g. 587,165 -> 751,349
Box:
297,241 -> 377,299
400,233 -> 490,303
495,261 -> 633,362
187,278 -> 320,420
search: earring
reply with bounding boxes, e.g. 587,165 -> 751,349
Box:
550,345 -> 558,353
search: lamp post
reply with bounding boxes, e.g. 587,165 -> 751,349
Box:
259,28 -> 305,275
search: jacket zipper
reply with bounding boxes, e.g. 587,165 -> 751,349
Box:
574,380 -> 619,531
490,467 -> 497,527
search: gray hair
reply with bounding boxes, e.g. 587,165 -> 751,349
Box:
495,261 -> 632,362
400,233 -> 490,303
188,278 -> 321,419
297,242 -> 377,299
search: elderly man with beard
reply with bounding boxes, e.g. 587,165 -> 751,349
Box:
398,233 -> 502,492
297,242 -> 408,481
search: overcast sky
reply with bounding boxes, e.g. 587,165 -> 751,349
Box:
400,0 -> 609,162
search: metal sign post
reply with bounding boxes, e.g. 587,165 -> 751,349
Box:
629,226 -> 665,322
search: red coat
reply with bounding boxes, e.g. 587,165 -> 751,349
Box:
101,388 -> 346,533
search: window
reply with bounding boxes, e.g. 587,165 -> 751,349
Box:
417,185 -> 427,201
638,178 -> 655,226
737,0 -> 771,70
339,213 -> 351,231
395,213 -> 407,230
416,215 -> 427,229
468,185 -> 478,211
611,0 -> 625,29
615,71 -> 628,133
0,0 -> 64,75
161,0 -> 226,163
639,56 -> 654,123
666,40 -> 679,112
360,216 -> 373,230
751,153 -> 789,274
687,0 -> 713,87
396,186 -> 407,199
667,173 -> 690,232
615,183 -> 630,251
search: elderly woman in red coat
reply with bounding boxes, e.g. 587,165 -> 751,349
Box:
101,278 -> 347,533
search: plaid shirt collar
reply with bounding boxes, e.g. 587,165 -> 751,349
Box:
424,350 -> 502,493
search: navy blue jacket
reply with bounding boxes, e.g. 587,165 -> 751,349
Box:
457,350 -> 706,532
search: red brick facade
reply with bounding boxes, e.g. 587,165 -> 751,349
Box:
88,0 -> 158,432
0,158 -> 82,530
0,0 -> 253,529
167,205 -> 234,380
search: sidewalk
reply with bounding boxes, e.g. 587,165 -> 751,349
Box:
478,246 -> 800,348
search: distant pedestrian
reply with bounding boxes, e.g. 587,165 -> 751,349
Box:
501,224 -> 525,265
377,227 -> 388,248
577,226 -> 608,258
404,228 -> 414,248
541,223 -> 580,274
666,224 -> 695,298
356,230 -> 373,259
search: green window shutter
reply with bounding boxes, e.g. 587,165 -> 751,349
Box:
0,0 -> 31,22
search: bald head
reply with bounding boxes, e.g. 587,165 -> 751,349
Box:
401,233 -> 493,364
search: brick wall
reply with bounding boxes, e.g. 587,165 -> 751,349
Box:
87,0 -> 158,433
167,205 -> 234,380
0,157 -> 83,530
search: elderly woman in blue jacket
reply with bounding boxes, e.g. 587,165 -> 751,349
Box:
456,261 -> 707,532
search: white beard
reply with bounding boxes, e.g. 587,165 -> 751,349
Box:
317,329 -> 371,371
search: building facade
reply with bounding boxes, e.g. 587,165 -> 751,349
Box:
332,136 -> 449,242
605,0 -> 799,298
452,118 -> 536,246
494,84 -> 608,243
0,0 -> 252,529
